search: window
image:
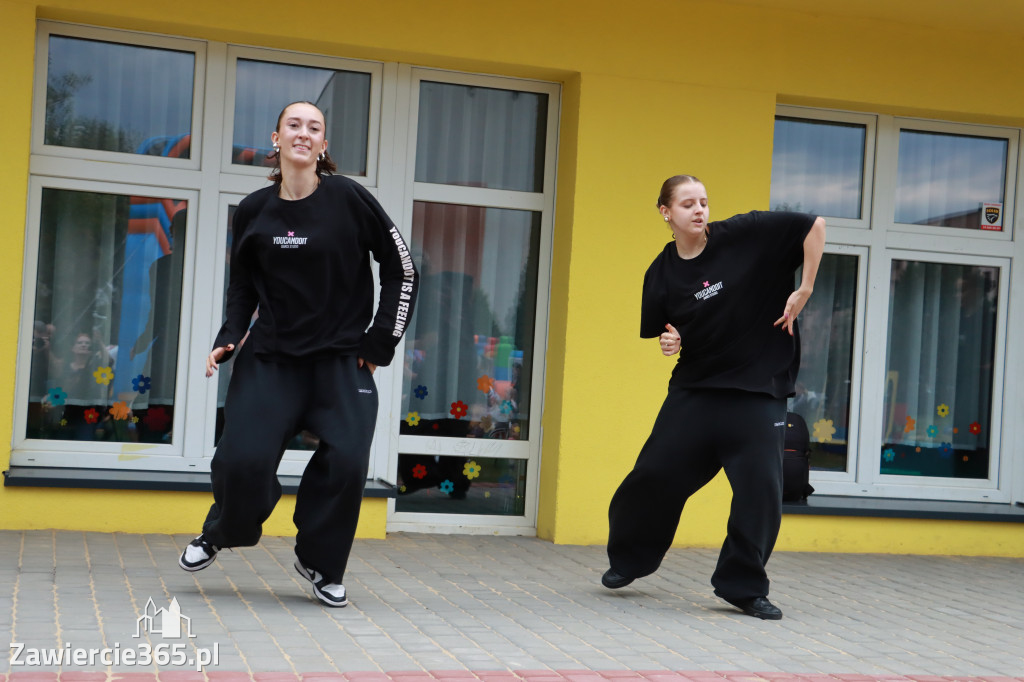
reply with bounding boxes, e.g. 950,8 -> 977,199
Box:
18,24 -> 560,532
772,106 -> 1018,502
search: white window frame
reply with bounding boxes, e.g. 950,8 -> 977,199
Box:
12,176 -> 201,471
774,105 -> 876,231
384,66 -> 560,534
221,46 -> 384,189
32,22 -> 207,172
778,107 -> 1021,503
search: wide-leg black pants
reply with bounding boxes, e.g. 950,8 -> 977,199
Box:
607,387 -> 786,600
201,342 -> 378,583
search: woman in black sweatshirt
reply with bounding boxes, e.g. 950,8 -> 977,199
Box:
179,101 -> 418,608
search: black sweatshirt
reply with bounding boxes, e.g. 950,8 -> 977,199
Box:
214,174 -> 418,367
640,210 -> 815,399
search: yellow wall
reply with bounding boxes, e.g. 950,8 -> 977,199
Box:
2,0 -> 1023,555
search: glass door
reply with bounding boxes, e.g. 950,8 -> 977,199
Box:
387,70 -> 559,532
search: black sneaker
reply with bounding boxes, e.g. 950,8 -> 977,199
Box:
294,557 -> 348,607
179,534 -> 219,572
717,592 -> 783,620
601,568 -> 634,589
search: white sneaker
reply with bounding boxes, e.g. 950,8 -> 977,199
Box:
294,557 -> 348,607
179,534 -> 219,572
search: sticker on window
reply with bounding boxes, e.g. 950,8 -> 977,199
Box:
980,202 -> 1003,231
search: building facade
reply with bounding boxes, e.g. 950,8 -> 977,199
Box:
2,0 -> 1022,556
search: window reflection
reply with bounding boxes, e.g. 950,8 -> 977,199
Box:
789,254 -> 857,472
396,454 -> 527,516
416,82 -> 547,192
27,189 -> 185,443
771,117 -> 866,219
894,130 -> 1007,229
232,59 -> 371,176
400,202 -> 541,441
44,36 -> 195,156
881,261 -> 997,479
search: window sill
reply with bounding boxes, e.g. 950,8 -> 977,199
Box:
2,466 -> 397,498
783,494 -> 1024,523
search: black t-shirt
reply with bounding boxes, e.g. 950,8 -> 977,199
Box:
214,174 -> 418,367
640,210 -> 816,398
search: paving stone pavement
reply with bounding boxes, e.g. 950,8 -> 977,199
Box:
1,530 -> 1022,681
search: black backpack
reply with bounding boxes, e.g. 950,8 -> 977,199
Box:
782,411 -> 815,502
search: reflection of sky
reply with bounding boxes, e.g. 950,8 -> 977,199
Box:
895,131 -> 1006,224
232,60 -> 334,149
771,118 -> 865,219
48,36 -> 194,146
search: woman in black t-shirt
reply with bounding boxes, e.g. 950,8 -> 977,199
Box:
178,101 -> 418,609
602,174 -> 825,620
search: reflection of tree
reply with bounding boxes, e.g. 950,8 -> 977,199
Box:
44,67 -> 141,153
772,202 -> 805,212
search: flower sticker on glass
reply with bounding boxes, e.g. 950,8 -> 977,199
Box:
882,448 -> 895,463
463,461 -> 482,480
414,385 -> 428,400
132,375 -> 152,394
47,387 -> 68,406
926,425 -> 938,438
939,442 -> 953,458
60,419 -> 67,427
84,408 -> 99,424
812,418 -> 836,443
904,416 -> 916,433
144,406 -> 171,431
93,366 -> 114,385
439,480 -> 455,494
450,400 -> 468,419
969,421 -> 981,435
412,463 -> 428,479
500,400 -> 514,417
405,411 -> 421,427
109,401 -> 130,420
936,403 -> 950,418
477,375 -> 494,393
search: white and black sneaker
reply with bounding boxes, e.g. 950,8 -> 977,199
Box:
178,534 -> 219,572
294,557 -> 348,607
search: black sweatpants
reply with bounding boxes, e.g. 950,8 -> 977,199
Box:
201,342 -> 378,583
607,387 -> 786,600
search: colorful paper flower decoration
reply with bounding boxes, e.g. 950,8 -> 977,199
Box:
414,385 -> 428,399
812,418 -> 836,443
477,375 -> 494,393
132,374 -> 152,394
463,461 -> 482,480
143,407 -> 171,431
47,387 -> 67,406
904,416 -> 916,433
937,403 -> 950,418
450,400 -> 468,419
132,416 -> 139,424
969,421 -> 981,435
84,408 -> 99,424
439,480 -> 455,494
412,463 -> 428,479
882,448 -> 895,463
59,419 -> 67,427
93,366 -> 114,385
939,442 -> 953,458
109,401 -> 130,420
500,400 -> 514,416
405,411 -> 421,427
927,425 -> 938,438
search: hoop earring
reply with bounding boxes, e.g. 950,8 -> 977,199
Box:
273,143 -> 280,153
318,151 -> 325,162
